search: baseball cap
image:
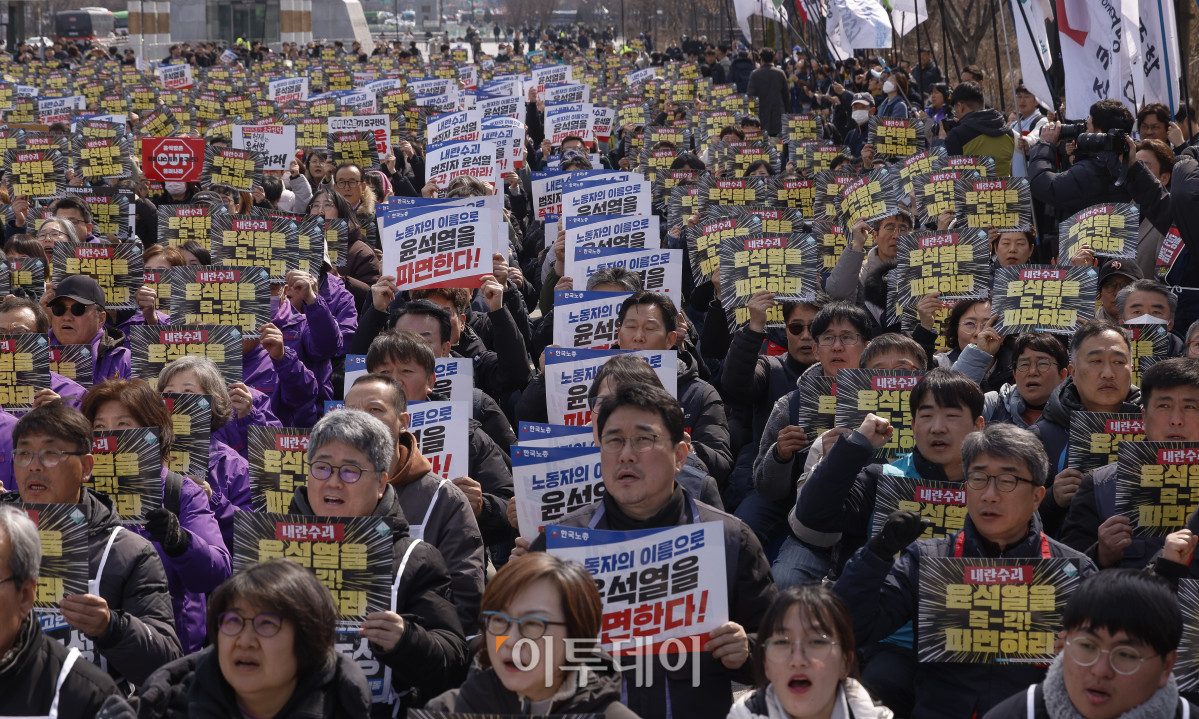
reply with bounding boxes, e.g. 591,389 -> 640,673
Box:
55,274 -> 107,307
851,93 -> 875,108
1097,259 -> 1143,288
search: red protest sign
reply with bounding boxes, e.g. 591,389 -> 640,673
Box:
141,136 -> 205,182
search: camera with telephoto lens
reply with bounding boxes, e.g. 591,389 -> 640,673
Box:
1073,129 -> 1129,155
1056,121 -> 1089,141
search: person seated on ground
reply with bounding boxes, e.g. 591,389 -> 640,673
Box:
1115,278 -> 1186,356
981,333 -> 1070,429
45,274 -> 131,383
825,210 -> 912,323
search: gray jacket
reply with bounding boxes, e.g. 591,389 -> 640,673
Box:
825,245 -> 886,306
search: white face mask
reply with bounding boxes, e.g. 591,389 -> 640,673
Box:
852,109 -> 870,125
164,182 -> 187,195
883,80 -> 896,94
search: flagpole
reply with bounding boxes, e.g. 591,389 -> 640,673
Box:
990,0 -> 1006,109
997,0 -> 1019,104
935,0 -> 960,82
1011,0 -> 1059,111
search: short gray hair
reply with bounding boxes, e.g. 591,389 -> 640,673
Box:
38,218 -> 80,244
157,356 -> 233,430
586,266 -> 643,292
0,506 -> 42,586
1116,279 -> 1177,320
961,424 -> 1050,487
308,409 -> 394,472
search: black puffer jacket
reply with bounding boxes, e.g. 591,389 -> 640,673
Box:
129,647 -> 370,719
0,614 -> 120,719
425,659 -> 641,717
1027,142 -> 1132,232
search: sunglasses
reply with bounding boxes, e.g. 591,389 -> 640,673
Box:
786,321 -> 813,336
50,302 -> 91,317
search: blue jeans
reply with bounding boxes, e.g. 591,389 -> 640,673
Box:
734,490 -> 790,548
771,536 -> 831,588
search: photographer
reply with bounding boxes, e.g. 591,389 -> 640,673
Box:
1028,99 -> 1134,236
942,82 -> 1015,176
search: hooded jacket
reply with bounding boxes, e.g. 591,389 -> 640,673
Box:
983,382 -> 1041,430
0,488 -> 182,687
242,328 -> 323,428
289,484 -> 469,709
211,382 -> 283,457
0,613 -> 120,719
425,659 -> 641,718
945,108 -> 1016,176
50,326 -> 131,383
729,679 -> 893,719
128,647 -> 371,719
271,293 -> 343,408
318,272 -> 359,355
206,437 -> 251,550
387,430 -> 485,635
1030,377 -> 1141,536
834,515 -> 1097,719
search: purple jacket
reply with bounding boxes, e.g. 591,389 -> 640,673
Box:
49,327 -> 131,383
242,339 -> 320,428
207,438 -> 251,550
273,295 -> 340,399
127,467 -> 232,654
212,383 -> 283,457
320,272 -> 358,356
0,410 -> 15,491
50,372 -> 86,408
116,311 -> 171,347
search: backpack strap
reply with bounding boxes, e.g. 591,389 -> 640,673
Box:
163,471 -> 185,517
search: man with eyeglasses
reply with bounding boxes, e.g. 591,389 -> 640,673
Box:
286,408 -> 468,711
44,274 -> 131,383
333,162 -> 369,212
525,384 -> 777,719
835,423 -> 1096,719
0,401 -> 182,687
6,194 -> 97,243
826,208 -> 912,314
985,569 -> 1193,719
1059,359 -> 1199,570
1031,321 -> 1140,537
982,333 -> 1069,430
1115,278 -> 1186,356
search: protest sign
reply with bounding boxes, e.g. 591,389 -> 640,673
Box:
783,113 -> 821,142
917,557 -> 1081,663
872,476 -> 968,541
210,214 -> 300,282
201,146 -> 264,193
531,170 -> 570,220
544,347 -> 677,426
1067,412 -> 1145,475
161,392 -> 212,480
64,186 -> 133,239
157,63 -> 194,90
8,258 -> 44,300
562,179 -> 651,218
327,130 -> 379,171
51,242 -> 142,310
992,266 -> 1097,335
3,148 -> 66,199
269,77 -> 309,103
139,107 -> 181,138
769,177 -> 817,218
73,135 -> 132,181
1115,441 -> 1199,537
49,344 -> 92,387
380,205 -> 491,291
170,265 -> 271,335
424,139 -> 501,188
868,116 -> 926,158
433,356 -> 473,401
565,214 -> 657,250
546,522 -> 728,653
18,503 -> 88,629
158,204 -> 218,249
944,154 -> 996,177
426,110 -> 483,145
0,333 -> 49,411
327,114 -> 392,161
292,117 -> 331,150
518,422 -> 596,449
897,147 -> 948,197
690,214 -> 762,286
552,290 -> 632,350
667,185 -> 701,233
914,170 -> 980,227
141,136 -> 205,183
719,234 -> 820,331
232,511 -> 394,627
248,427 -> 311,514
407,400 -> 471,478
835,369 -> 927,459
794,374 -> 837,439
513,445 -> 604,539
233,124 -> 296,172
565,246 -> 682,296
1058,204 -> 1140,263
839,168 -> 899,227
894,229 -> 991,310
698,176 -> 768,215
1157,227 -> 1183,281
91,427 -> 162,523
1127,325 -> 1171,387
131,325 -> 243,391
813,171 -> 861,220
955,177 -> 1032,232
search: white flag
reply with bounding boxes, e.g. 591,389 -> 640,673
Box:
1057,0 -> 1140,117
734,0 -> 790,42
1138,0 -> 1182,113
1009,0 -> 1055,107
891,0 -> 927,38
828,0 -> 893,51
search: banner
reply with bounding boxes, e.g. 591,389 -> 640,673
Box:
553,290 -> 633,350
518,422 -> 596,449
835,369 -> 927,458
548,522 -> 728,653
544,347 -> 677,425
210,214 -> 300,282
131,325 -> 243,390
169,265 -> 272,335
565,246 -> 682,296
992,266 -> 1097,335
91,427 -> 162,523
956,177 -> 1033,232
1009,0 -> 1056,107
142,136 -> 205,183
872,476 -> 969,540
201,146 -> 264,193
918,557 -> 1081,663
433,356 -> 474,401
233,125 -> 296,172
1115,441 -> 1199,537
828,0 -> 894,52
512,444 -> 604,540
380,205 -> 492,291
1057,0 -> 1140,114
1067,412 -> 1144,474
1057,203 -> 1140,263
719,235 -> 820,331
565,214 -> 657,251
51,242 -> 142,310
407,400 -> 471,478
248,427 -> 311,514
894,229 -> 991,310
1139,0 -> 1182,112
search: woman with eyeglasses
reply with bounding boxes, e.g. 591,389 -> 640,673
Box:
34,216 -> 80,256
81,379 -> 232,655
913,298 -> 1015,394
729,585 -> 891,719
133,559 -> 372,718
426,552 -> 640,717
305,188 -> 381,311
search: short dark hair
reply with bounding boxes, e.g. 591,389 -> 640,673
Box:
351,372 -> 408,414
944,298 -> 990,351
811,301 -> 871,339
950,82 -> 985,108
588,353 -> 665,405
1136,138 -> 1175,174
3,235 -> 47,263
366,329 -> 436,377
0,296 -> 48,332
595,384 -> 685,444
261,174 -> 283,203
618,291 -> 678,334
1062,569 -> 1182,658
780,294 -> 827,324
12,400 -> 92,454
909,367 -> 984,419
1137,103 -> 1171,130
860,332 -> 928,369
744,159 -> 774,176
1089,98 -> 1135,133
393,299 -> 452,345
207,559 -> 338,675
962,64 -> 985,81
758,48 -> 774,64
307,189 -> 360,235
754,585 -> 857,687
179,240 -> 211,265
50,195 -> 92,224
1139,358 -> 1199,408
1010,333 -> 1068,372
1069,320 -> 1131,364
